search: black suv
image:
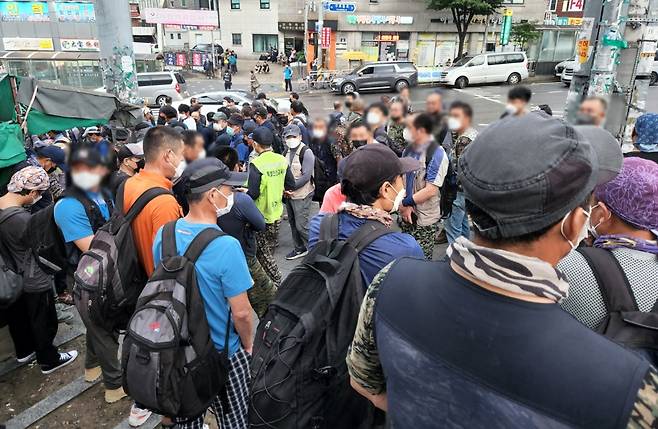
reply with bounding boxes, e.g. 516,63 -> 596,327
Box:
330,61 -> 418,94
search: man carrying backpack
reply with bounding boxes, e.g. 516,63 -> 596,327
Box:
0,166 -> 78,375
53,147 -> 122,401
559,157 -> 658,361
283,124 -> 316,260
152,161 -> 254,428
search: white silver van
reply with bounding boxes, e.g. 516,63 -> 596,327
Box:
137,71 -> 189,106
440,52 -> 529,89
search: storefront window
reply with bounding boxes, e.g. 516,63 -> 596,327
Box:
253,34 -> 278,52
31,61 -> 58,83
538,30 -> 558,62
7,60 -> 30,78
78,61 -> 102,89
55,61 -> 81,87
554,30 -> 576,61
415,33 -> 456,67
361,32 -> 379,62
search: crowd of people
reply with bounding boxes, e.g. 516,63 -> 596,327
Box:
0,81 -> 657,429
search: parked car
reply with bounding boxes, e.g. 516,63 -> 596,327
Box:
172,90 -> 255,117
440,52 -> 529,89
95,71 -> 189,106
651,52 -> 658,85
330,61 -> 418,94
192,43 -> 224,55
560,61 -> 577,86
554,58 -> 575,77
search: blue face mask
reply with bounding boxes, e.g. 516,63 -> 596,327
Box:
226,126 -> 235,137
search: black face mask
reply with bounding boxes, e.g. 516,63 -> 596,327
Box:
345,101 -> 352,109
575,113 -> 596,126
390,116 -> 402,122
157,116 -> 166,126
135,158 -> 146,172
352,139 -> 367,148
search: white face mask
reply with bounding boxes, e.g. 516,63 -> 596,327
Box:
505,103 -> 518,115
198,149 -> 207,160
286,137 -> 302,149
72,171 -> 102,191
384,182 -> 406,213
312,129 -> 326,139
366,112 -> 381,126
447,116 -> 462,131
586,204 -> 609,240
403,128 -> 413,143
167,151 -> 185,181
560,206 -> 592,250
213,123 -> 222,131
212,189 -> 234,218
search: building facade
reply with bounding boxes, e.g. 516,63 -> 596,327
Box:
532,0 -> 582,74
215,0 -> 279,58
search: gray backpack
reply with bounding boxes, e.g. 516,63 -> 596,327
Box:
121,221 -> 231,418
74,185 -> 170,331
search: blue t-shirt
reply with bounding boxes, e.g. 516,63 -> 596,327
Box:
54,192 -> 111,242
403,143 -> 448,203
308,212 -> 424,287
152,219 -> 253,357
284,67 -> 293,79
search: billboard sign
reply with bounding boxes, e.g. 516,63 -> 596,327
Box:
3,37 -> 54,51
0,2 -> 49,22
54,2 -> 95,22
143,8 -> 217,27
323,1 -> 356,12
60,38 -> 100,52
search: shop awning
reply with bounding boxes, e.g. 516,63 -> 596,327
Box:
342,51 -> 368,61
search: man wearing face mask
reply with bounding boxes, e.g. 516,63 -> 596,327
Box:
576,96 -> 607,126
308,144 -> 424,287
559,158 -> 658,341
399,113 -> 450,259
35,145 -> 67,200
309,118 -> 338,203
208,111 -> 230,154
282,124 -> 316,260
502,85 -> 532,118
365,102 -> 394,150
108,143 -> 145,197
347,121 -> 373,150
182,130 -> 207,165
347,113 -> 658,428
425,91 -> 449,148
386,100 -> 408,156
152,160 -> 254,429
344,92 -> 360,123
0,166 -> 79,376
444,101 -> 477,244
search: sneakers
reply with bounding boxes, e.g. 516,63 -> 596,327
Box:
285,248 -> 308,260
129,403 -> 153,427
40,350 -> 78,375
84,366 -> 102,382
17,351 -> 36,363
105,386 -> 127,404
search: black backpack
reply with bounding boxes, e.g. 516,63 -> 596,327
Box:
424,142 -> 457,219
284,145 -> 331,203
249,214 -> 392,429
0,208 -> 24,308
122,221 -> 230,418
74,185 -> 171,331
578,247 -> 658,365
26,188 -> 114,275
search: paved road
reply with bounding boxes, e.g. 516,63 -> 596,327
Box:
186,78 -> 658,130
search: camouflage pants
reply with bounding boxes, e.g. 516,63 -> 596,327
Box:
246,256 -> 277,318
399,221 -> 439,260
255,222 -> 282,286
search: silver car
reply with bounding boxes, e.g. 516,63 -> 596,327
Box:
331,61 -> 419,94
137,71 -> 189,106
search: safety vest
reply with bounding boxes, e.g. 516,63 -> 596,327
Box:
251,150 -> 288,224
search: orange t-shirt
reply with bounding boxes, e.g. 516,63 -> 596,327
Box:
123,170 -> 182,275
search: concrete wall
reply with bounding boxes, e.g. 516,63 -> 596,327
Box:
218,0 -> 279,58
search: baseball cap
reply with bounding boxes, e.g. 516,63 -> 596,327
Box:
595,157 -> 658,231
573,125 -> 622,184
185,158 -> 247,194
283,124 -> 301,138
459,114 -> 601,239
251,127 -> 274,146
341,144 -> 420,190
254,106 -> 268,118
70,147 -> 103,167
82,126 -> 101,137
243,121 -> 257,135
36,145 -> 68,171
117,142 -> 144,161
7,166 -> 49,193
228,114 -> 244,127
214,111 -> 228,121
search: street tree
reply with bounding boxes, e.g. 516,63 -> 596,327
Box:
510,21 -> 541,51
427,0 -> 503,59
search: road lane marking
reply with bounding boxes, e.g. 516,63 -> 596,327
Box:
454,89 -> 505,106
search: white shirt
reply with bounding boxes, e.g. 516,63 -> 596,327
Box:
183,116 -> 196,131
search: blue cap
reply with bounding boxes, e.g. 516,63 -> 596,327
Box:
283,124 -> 301,138
36,145 -> 68,172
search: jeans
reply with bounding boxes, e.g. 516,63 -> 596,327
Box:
284,78 -> 292,92
286,194 -> 312,251
444,192 -> 470,244
5,290 -> 60,365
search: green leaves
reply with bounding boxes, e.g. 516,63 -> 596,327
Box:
510,21 -> 541,48
426,0 -> 502,16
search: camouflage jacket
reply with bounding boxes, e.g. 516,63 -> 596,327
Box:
347,263 -> 658,429
47,167 -> 65,200
386,122 -> 406,157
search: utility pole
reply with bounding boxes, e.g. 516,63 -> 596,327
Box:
303,0 -> 309,65
96,0 -> 139,103
564,0 -> 657,147
318,0 -> 324,68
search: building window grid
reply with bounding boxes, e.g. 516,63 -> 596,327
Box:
232,33 -> 242,45
549,0 -> 558,11
231,0 -> 240,9
260,0 -> 270,9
